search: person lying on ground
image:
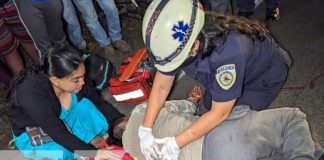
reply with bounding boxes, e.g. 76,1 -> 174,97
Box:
120,86 -> 324,160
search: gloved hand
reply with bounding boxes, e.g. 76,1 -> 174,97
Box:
138,125 -> 160,160
155,137 -> 180,160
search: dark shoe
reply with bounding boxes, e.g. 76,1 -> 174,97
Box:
112,40 -> 131,53
78,48 -> 88,54
266,7 -> 280,21
104,44 -> 115,55
319,153 -> 324,160
238,11 -> 254,19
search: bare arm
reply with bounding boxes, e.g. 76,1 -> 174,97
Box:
175,99 -> 236,148
143,71 -> 175,128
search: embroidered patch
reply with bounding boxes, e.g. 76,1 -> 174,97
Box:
215,64 -> 236,90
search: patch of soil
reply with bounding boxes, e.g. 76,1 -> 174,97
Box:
0,84 -> 11,149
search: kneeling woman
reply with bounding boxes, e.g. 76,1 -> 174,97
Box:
7,47 -> 125,159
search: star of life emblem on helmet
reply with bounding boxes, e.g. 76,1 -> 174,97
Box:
172,21 -> 189,42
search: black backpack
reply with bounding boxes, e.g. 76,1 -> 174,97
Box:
83,54 -> 116,90
0,0 -> 10,6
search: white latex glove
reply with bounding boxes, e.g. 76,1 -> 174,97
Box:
155,137 -> 180,160
138,125 -> 160,160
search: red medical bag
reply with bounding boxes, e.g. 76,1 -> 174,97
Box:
109,48 -> 155,104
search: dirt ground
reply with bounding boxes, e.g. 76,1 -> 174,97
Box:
0,1 -> 323,160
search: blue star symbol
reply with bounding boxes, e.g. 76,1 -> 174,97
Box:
172,21 -> 189,42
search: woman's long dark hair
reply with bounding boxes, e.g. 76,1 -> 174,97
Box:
6,46 -> 83,110
198,12 -> 269,58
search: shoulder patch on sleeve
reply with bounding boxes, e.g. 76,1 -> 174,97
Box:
215,64 -> 236,90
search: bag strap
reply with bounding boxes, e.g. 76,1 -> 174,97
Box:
119,48 -> 147,81
8,139 -> 15,149
96,61 -> 110,90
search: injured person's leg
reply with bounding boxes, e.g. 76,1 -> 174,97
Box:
203,106 -> 323,160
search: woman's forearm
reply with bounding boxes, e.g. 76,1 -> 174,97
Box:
176,99 -> 236,148
143,87 -> 168,128
143,71 -> 175,128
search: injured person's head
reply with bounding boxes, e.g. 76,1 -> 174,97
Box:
112,116 -> 130,143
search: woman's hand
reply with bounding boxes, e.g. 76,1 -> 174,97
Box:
155,137 -> 180,160
94,149 -> 112,159
138,125 -> 160,160
90,136 -> 105,148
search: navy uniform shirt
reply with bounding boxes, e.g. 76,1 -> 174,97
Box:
164,31 -> 291,111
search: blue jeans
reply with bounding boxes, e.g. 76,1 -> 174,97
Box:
237,0 -> 280,12
62,0 -> 122,48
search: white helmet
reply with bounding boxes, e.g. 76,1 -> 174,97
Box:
142,0 -> 205,72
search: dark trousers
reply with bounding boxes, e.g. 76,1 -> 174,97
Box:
13,0 -> 68,59
201,0 -> 231,13
237,0 -> 280,12
0,62 -> 11,87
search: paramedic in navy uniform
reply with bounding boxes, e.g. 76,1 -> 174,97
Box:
137,0 -> 292,160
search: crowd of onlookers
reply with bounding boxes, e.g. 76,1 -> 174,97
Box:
0,0 -> 281,89
0,0 -> 133,89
